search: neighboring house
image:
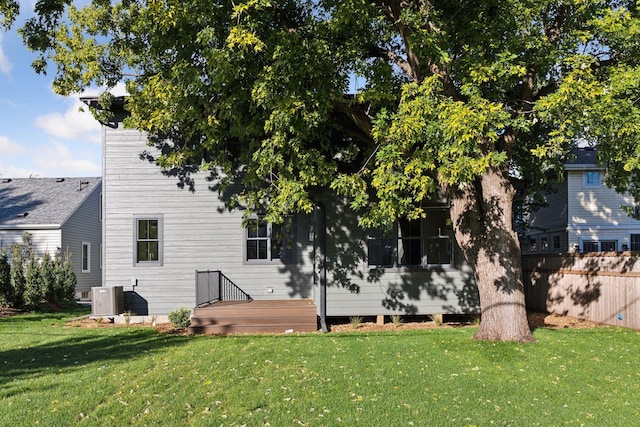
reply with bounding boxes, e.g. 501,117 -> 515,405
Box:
84,97 -> 478,325
0,177 -> 102,298
522,147 -> 640,254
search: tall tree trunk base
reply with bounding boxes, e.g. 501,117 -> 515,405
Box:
473,306 -> 536,343
448,167 -> 536,343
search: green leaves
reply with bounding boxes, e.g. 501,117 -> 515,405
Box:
355,75 -> 512,226
12,0 -> 640,214
0,0 -> 19,30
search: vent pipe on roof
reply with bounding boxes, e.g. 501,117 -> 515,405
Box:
56,178 -> 65,182
1,178 -> 12,183
17,212 -> 28,218
78,180 -> 90,191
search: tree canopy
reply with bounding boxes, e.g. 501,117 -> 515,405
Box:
4,0 -> 640,341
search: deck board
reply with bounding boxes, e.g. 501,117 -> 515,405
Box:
188,299 -> 318,335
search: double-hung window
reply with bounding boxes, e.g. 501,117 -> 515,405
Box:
246,217 -> 293,262
424,209 -> 453,265
135,217 -> 162,265
367,208 -> 452,268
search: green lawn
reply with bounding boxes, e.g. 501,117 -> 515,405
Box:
2,311 -> 640,426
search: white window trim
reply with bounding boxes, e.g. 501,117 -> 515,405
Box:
81,242 -> 91,273
583,170 -> 603,188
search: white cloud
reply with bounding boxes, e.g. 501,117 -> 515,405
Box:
82,82 -> 129,98
32,140 -> 101,176
35,83 -> 129,144
0,34 -> 13,76
0,162 -> 36,178
0,135 -> 25,157
0,139 -> 101,178
35,99 -> 102,144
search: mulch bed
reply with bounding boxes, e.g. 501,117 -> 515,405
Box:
1,306 -> 601,334
329,311 -> 600,333
0,307 -> 26,318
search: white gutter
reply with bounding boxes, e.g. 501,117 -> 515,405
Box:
0,224 -> 61,230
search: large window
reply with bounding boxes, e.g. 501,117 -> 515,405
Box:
631,234 -> 640,252
367,209 -> 452,268
583,240 -> 617,253
81,242 -> 90,273
136,217 -> 162,264
246,217 -> 293,262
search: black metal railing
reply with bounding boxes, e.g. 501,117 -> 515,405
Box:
195,270 -> 253,307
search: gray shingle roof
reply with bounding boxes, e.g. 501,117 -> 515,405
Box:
565,147 -> 599,169
0,177 -> 101,227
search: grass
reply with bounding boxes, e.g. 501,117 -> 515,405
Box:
2,311 -> 640,426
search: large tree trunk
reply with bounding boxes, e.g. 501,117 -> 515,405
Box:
447,167 -> 535,342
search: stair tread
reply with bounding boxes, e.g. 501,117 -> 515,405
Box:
189,299 -> 318,335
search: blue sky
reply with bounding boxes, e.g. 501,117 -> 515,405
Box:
0,9 -> 105,179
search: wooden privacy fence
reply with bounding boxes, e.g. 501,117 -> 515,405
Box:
523,253 -> 640,330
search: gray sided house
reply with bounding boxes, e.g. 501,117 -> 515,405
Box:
522,147 -> 640,254
0,177 -> 102,298
88,97 -> 478,327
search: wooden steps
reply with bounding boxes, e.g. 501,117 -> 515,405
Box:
188,299 -> 318,335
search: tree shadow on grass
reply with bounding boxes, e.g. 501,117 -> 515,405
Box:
0,324 -> 189,393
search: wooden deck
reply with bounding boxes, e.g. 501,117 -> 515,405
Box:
187,299 -> 318,335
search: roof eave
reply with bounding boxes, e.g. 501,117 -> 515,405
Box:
565,164 -> 605,171
0,224 -> 62,230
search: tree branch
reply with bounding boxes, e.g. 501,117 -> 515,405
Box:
368,45 -> 416,80
371,0 -> 422,82
335,100 -> 374,139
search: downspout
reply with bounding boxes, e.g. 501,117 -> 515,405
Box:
315,201 -> 329,332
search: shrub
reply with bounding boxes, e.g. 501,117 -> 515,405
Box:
169,307 -> 191,329
391,314 -> 403,328
0,246 -> 12,306
23,252 -> 43,309
52,249 -> 77,306
349,316 -> 362,329
59,251 -> 77,305
432,314 -> 443,327
40,252 -> 56,303
10,244 -> 25,308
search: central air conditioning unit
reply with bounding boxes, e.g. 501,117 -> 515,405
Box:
91,286 -> 124,317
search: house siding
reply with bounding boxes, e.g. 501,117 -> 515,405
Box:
566,170 -> 640,250
101,120 -> 479,317
102,124 -> 315,314
528,183 -> 569,232
61,182 -> 102,294
522,151 -> 640,255
319,204 -> 478,316
523,183 -> 569,254
323,267 -> 478,316
0,229 -> 62,258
